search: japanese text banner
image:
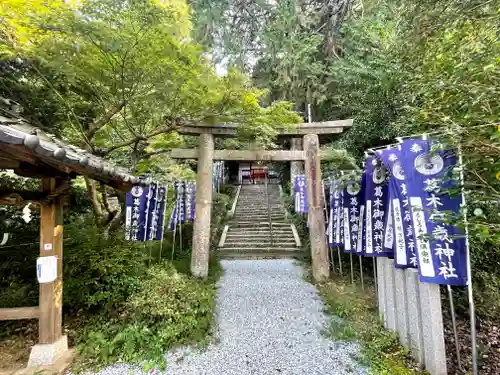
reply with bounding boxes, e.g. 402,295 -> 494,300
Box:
378,148 -> 418,269
364,155 -> 392,257
295,175 -> 308,213
154,186 -> 168,240
400,138 -> 467,286
343,178 -> 364,253
125,185 -> 150,241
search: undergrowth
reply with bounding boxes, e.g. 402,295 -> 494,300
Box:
317,277 -> 427,375
71,257 -> 221,372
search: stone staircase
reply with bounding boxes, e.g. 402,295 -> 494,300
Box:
218,184 -> 303,259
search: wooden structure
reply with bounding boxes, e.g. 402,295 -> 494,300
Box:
0,111 -> 142,367
171,120 -> 352,282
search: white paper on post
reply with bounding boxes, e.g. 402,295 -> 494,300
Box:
37,256 -> 58,283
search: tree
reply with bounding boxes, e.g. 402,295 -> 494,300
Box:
1,0 -> 301,225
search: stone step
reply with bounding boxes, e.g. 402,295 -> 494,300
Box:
224,237 -> 295,247
218,252 -> 302,260
235,209 -> 282,211
226,232 -> 293,237
228,226 -> 291,231
224,240 -> 296,245
222,242 -> 297,248
230,220 -> 286,226
236,198 -> 281,201
233,216 -> 285,220
234,212 -> 283,215
233,214 -> 285,217
234,210 -> 282,213
235,206 -> 283,210
238,197 -> 281,200
218,247 -> 302,253
228,222 -> 290,227
227,233 -> 293,238
226,231 -> 294,238
236,203 -> 283,208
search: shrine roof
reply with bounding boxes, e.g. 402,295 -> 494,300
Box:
0,115 -> 143,191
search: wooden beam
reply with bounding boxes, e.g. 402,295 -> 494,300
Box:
277,120 -> 353,136
0,306 -> 39,320
0,189 -> 45,205
38,177 -> 64,344
171,149 -> 306,161
175,119 -> 353,137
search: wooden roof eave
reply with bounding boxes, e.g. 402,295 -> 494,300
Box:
0,125 -> 143,191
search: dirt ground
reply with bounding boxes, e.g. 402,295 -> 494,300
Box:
443,309 -> 500,374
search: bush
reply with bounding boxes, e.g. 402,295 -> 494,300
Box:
63,218 -> 148,313
75,262 -> 218,371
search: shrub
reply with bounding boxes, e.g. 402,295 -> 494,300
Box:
63,218 -> 148,313
75,262 -> 218,371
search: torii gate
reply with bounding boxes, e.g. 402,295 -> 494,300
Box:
171,120 -> 352,282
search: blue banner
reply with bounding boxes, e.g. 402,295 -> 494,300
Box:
294,175 -> 308,213
125,185 -> 149,241
327,179 -> 334,245
185,183 -> 196,221
175,181 -> 186,225
154,186 -> 168,240
382,177 -> 394,255
364,155 -> 392,257
400,138 -> 467,286
355,171 -> 367,255
328,179 -> 344,246
378,147 -> 418,269
168,200 -> 178,232
145,183 -> 158,240
343,177 -> 364,253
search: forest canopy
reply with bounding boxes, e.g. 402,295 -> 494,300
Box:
0,0 -> 301,223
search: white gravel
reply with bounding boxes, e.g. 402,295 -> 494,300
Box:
87,259 -> 365,375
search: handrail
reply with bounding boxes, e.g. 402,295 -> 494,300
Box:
264,176 -> 274,246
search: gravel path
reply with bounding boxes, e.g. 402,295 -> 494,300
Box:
91,259 -> 365,375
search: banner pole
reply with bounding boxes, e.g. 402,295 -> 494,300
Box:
359,256 -> 365,290
458,145 -> 478,375
447,285 -> 463,371
159,188 -> 168,262
337,247 -> 343,276
171,228 -> 176,261
179,223 -> 183,254
350,253 -> 354,284
329,245 -> 335,274
373,257 -> 378,308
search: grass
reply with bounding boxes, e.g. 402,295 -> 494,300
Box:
316,275 -> 428,375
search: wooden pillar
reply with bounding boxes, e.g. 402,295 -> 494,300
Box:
191,133 -> 214,279
39,177 -> 64,344
290,138 -> 304,194
303,134 -> 330,282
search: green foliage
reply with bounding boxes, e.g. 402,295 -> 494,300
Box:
63,218 -> 148,313
1,0 -> 300,164
325,0 -> 500,318
201,0 -> 500,319
318,278 -> 425,375
74,262 -> 218,371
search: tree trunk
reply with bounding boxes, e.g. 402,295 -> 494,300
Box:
84,176 -> 105,224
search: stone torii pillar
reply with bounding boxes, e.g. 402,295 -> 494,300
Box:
191,133 -> 214,279
303,134 -> 330,281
